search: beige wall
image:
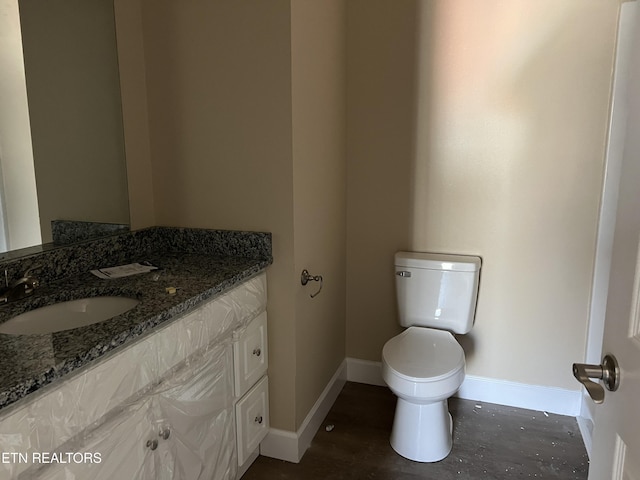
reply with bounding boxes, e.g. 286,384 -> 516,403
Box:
123,0 -> 617,435
346,0 -> 420,361
346,0 -> 618,391
139,0 -> 348,431
20,0 -> 129,243
291,0 -> 347,428
140,0 -> 298,431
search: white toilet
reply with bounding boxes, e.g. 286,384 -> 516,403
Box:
382,251 -> 481,462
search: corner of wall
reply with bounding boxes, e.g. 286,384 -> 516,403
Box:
261,359 -> 347,463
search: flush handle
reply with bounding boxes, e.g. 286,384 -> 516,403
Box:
572,354 -> 620,404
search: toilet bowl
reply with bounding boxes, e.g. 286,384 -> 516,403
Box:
382,327 -> 465,462
383,251 -> 481,463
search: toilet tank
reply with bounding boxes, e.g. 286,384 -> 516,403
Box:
395,252 -> 481,334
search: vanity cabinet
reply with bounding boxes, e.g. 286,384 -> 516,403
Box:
33,343 -> 236,480
0,273 -> 268,480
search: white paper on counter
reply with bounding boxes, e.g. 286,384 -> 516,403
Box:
91,263 -> 158,279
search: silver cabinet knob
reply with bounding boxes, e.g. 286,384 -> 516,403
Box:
254,415 -> 263,424
573,353 -> 620,404
253,348 -> 261,357
146,439 -> 158,450
159,428 -> 171,440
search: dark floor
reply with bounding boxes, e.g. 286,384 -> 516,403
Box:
243,382 -> 589,480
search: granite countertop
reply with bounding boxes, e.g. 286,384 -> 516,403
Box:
0,252 -> 270,413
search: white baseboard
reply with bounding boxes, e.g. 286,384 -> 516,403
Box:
457,374 -> 581,416
345,357 -> 582,416
346,357 -> 385,386
258,428 -> 298,463
259,359 -> 347,463
261,357 -> 583,464
576,416 -> 594,459
576,392 -> 595,458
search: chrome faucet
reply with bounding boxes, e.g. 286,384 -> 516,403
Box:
0,266 -> 41,304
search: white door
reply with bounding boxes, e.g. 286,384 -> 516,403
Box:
587,3 -> 640,479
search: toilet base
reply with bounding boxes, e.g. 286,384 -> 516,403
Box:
389,398 -> 453,462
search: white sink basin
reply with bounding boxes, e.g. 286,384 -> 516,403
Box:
0,296 -> 140,335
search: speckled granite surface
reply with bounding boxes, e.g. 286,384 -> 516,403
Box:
51,220 -> 130,245
0,227 -> 271,412
0,226 -> 271,286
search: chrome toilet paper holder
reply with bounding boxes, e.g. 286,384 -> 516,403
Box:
301,269 -> 323,298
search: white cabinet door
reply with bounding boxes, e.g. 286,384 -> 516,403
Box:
151,342 -> 236,480
31,343 -> 235,480
31,397 -> 158,480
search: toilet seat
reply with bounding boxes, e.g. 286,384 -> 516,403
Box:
382,327 -> 465,401
382,327 -> 465,382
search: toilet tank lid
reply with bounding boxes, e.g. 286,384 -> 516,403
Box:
395,252 -> 481,272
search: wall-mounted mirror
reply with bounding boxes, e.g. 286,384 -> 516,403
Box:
0,0 -> 129,256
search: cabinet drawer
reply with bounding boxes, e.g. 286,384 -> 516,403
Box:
235,376 -> 269,467
233,312 -> 268,397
